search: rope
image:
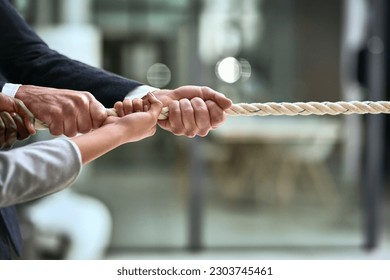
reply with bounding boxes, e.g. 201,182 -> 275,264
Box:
223,101 -> 390,117
156,101 -> 390,120
34,100 -> 390,129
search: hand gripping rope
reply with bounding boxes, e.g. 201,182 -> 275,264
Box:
35,100 -> 390,129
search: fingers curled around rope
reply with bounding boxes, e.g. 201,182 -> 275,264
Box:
191,97 -> 210,137
0,112 -> 18,150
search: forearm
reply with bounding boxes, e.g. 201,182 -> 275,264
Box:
0,138 -> 82,207
71,122 -> 126,165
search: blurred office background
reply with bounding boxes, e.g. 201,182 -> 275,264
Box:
12,0 -> 390,259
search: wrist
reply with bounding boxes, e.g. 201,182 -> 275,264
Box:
104,121 -> 129,146
115,121 -> 135,144
14,84 -> 30,100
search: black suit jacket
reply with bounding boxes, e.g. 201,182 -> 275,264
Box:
0,0 -> 143,259
0,207 -> 21,259
0,0 -> 142,107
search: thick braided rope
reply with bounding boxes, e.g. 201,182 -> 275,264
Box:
156,100 -> 390,120
222,101 -> 390,117
34,101 -> 390,129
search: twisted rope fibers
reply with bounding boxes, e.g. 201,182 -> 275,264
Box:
158,100 -> 390,119
35,101 -> 390,129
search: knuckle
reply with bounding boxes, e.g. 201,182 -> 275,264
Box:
65,131 -> 77,137
49,127 -> 62,136
171,126 -> 184,136
52,108 -> 63,117
200,86 -> 212,94
65,123 -> 78,136
78,126 -> 91,134
170,105 -> 181,116
186,132 -> 196,138
62,100 -> 76,113
191,97 -> 205,106
95,110 -> 107,122
74,92 -> 93,108
114,102 -> 123,113
182,107 -> 194,116
183,128 -> 197,138
81,91 -> 94,100
213,114 -> 225,124
198,129 -> 209,137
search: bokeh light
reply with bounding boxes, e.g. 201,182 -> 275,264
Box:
146,63 -> 171,88
215,57 -> 252,84
215,57 -> 241,83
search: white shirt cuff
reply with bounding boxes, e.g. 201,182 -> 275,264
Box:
2,83 -> 22,97
125,85 -> 159,100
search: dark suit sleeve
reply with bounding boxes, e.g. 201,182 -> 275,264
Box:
0,0 -> 142,107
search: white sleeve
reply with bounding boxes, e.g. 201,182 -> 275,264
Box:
125,85 -> 159,99
0,138 -> 82,207
1,83 -> 22,97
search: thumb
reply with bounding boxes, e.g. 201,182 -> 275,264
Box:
199,87 -> 232,110
211,91 -> 233,110
147,93 -> 163,118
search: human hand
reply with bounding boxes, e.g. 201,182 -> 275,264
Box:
119,86 -> 232,137
15,85 -> 107,137
153,86 -> 232,137
0,93 -> 36,149
71,93 -> 163,165
0,112 -> 18,149
107,93 -> 163,143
